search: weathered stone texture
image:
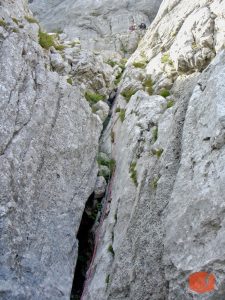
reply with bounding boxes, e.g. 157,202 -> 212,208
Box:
0,1 -> 101,299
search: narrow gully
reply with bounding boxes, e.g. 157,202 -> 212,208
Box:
70,89 -> 117,300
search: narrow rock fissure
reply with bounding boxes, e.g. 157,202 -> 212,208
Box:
70,192 -> 96,300
70,91 -> 117,299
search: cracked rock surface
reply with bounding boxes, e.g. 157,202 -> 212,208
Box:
2,0 -> 225,299
83,0 -> 225,299
0,1 -> 102,299
29,0 -> 162,54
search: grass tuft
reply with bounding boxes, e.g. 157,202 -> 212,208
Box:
111,130 -> 115,143
133,61 -> 147,69
130,162 -> 138,186
106,59 -> 117,67
97,155 -> 116,173
167,99 -> 174,108
106,275 -> 110,284
108,245 -> 115,257
161,53 -> 173,65
39,30 -> 55,49
152,127 -> 158,143
25,16 -> 39,24
143,75 -> 153,95
67,78 -> 73,85
150,177 -> 159,189
121,88 -> 137,102
12,18 -> 19,25
0,19 -> 7,28
54,44 -> 66,51
85,91 -> 104,105
160,88 -> 170,98
119,109 -> 126,122
152,148 -> 164,158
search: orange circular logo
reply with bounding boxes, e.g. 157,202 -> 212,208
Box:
188,272 -> 215,294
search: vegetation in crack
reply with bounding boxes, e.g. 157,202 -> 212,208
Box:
129,161 -> 138,186
121,88 -> 137,102
85,91 -> 105,105
160,88 -> 170,98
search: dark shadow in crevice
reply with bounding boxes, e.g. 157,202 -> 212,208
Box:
70,193 -> 96,300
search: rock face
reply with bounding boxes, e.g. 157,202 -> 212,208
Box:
2,0 -> 225,299
83,0 -> 225,299
0,1 -> 102,299
29,0 -> 162,54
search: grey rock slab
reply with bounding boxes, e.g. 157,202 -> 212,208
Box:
29,0 -> 162,52
94,176 -> 107,199
0,1 -> 102,299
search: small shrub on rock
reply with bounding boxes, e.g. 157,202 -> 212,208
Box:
167,99 -> 174,108
0,19 -> 7,28
111,130 -> 115,143
152,126 -> 158,143
39,31 -> 55,49
133,61 -> 147,69
161,53 -> 173,65
106,275 -> 110,284
130,162 -> 138,186
143,75 -> 153,95
12,18 -> 19,25
106,59 -> 117,67
67,78 -> 73,85
108,245 -> 115,257
25,16 -> 39,24
85,91 -> 104,105
150,177 -> 159,189
119,109 -> 126,122
121,88 -> 137,102
160,88 -> 170,98
152,148 -> 164,158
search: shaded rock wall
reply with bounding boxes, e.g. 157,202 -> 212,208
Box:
0,1 -> 102,299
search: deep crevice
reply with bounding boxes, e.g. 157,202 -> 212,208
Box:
70,193 -> 96,300
70,91 -> 117,300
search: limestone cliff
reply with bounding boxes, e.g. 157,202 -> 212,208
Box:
83,0 -> 225,299
1,0 -> 225,300
0,1 -> 102,299
29,0 -> 162,54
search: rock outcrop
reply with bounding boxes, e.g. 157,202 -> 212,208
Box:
29,0 -> 162,54
2,0 -> 225,299
0,1 -> 102,299
83,0 -> 225,299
